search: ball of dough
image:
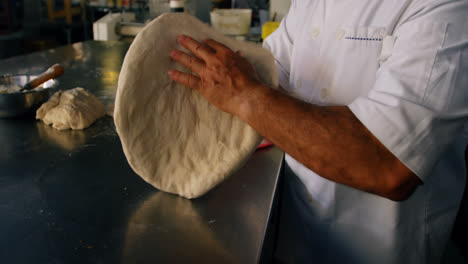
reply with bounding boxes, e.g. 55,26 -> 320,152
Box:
114,13 -> 278,199
36,87 -> 105,130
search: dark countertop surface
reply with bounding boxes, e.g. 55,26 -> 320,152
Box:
0,41 -> 284,264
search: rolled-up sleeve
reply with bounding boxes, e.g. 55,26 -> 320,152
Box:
348,2 -> 468,181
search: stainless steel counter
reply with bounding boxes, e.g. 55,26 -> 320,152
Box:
0,41 -> 284,264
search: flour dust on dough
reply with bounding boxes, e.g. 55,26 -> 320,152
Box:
36,87 -> 105,130
114,13 -> 278,199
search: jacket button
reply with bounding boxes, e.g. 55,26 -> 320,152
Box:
311,27 -> 320,38
321,88 -> 328,99
296,79 -> 302,89
336,29 -> 345,40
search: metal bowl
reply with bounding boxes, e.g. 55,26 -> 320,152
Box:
0,75 -> 59,118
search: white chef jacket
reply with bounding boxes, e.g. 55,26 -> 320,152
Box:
263,0 -> 468,263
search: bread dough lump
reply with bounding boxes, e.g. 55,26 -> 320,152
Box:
114,13 -> 278,199
36,87 -> 105,130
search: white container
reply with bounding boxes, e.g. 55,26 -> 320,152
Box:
210,9 -> 252,36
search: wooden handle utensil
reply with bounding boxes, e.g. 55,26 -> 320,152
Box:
20,64 -> 64,92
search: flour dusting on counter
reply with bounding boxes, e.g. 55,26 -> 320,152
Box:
0,84 -> 21,94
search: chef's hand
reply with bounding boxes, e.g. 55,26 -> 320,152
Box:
168,35 -> 262,117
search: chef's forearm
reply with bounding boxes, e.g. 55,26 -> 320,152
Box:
239,84 -> 421,201
167,34 -> 420,200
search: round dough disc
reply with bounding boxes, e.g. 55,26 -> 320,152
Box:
114,13 -> 278,199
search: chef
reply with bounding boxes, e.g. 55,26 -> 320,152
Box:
168,0 -> 468,263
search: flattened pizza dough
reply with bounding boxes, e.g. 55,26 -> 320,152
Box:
36,87 -> 105,130
114,13 -> 278,199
